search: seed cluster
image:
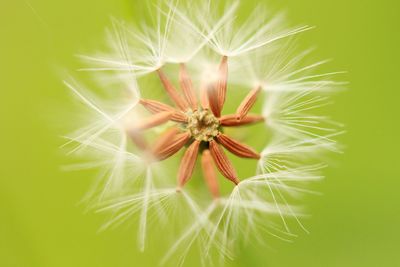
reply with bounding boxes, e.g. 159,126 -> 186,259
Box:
129,56 -> 263,198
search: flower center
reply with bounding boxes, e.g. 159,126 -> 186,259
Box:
186,109 -> 220,142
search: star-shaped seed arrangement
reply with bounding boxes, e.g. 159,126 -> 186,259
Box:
129,56 -> 264,199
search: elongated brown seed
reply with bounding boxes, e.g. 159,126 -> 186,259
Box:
207,83 -> 221,117
157,69 -> 189,111
219,114 -> 265,127
216,133 -> 260,159
179,63 -> 197,110
201,149 -> 220,199
217,56 -> 228,110
209,140 -> 240,185
178,140 -> 200,187
236,87 -> 261,120
136,111 -> 173,130
139,99 -> 187,122
152,131 -> 190,161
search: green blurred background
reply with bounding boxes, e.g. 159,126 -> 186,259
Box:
1,0 -> 399,266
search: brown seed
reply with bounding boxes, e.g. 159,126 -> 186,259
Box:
236,87 -> 261,120
209,140 -> 240,185
177,140 -> 200,187
219,114 -> 265,127
201,149 -> 220,199
217,56 -> 228,110
157,69 -> 189,111
207,83 -> 221,117
139,99 -> 187,122
179,63 -> 198,110
152,131 -> 190,161
136,111 -> 173,130
216,133 -> 260,159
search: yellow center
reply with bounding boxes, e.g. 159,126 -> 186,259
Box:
186,109 -> 220,141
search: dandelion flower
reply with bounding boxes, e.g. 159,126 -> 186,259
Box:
64,0 -> 343,265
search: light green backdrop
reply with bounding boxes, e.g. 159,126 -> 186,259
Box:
1,0 -> 399,266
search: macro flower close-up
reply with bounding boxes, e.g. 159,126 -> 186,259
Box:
133,57 -> 263,193
62,1 -> 344,265
2,0 -> 399,267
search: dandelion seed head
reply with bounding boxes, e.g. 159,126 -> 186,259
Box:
64,0 -> 344,265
